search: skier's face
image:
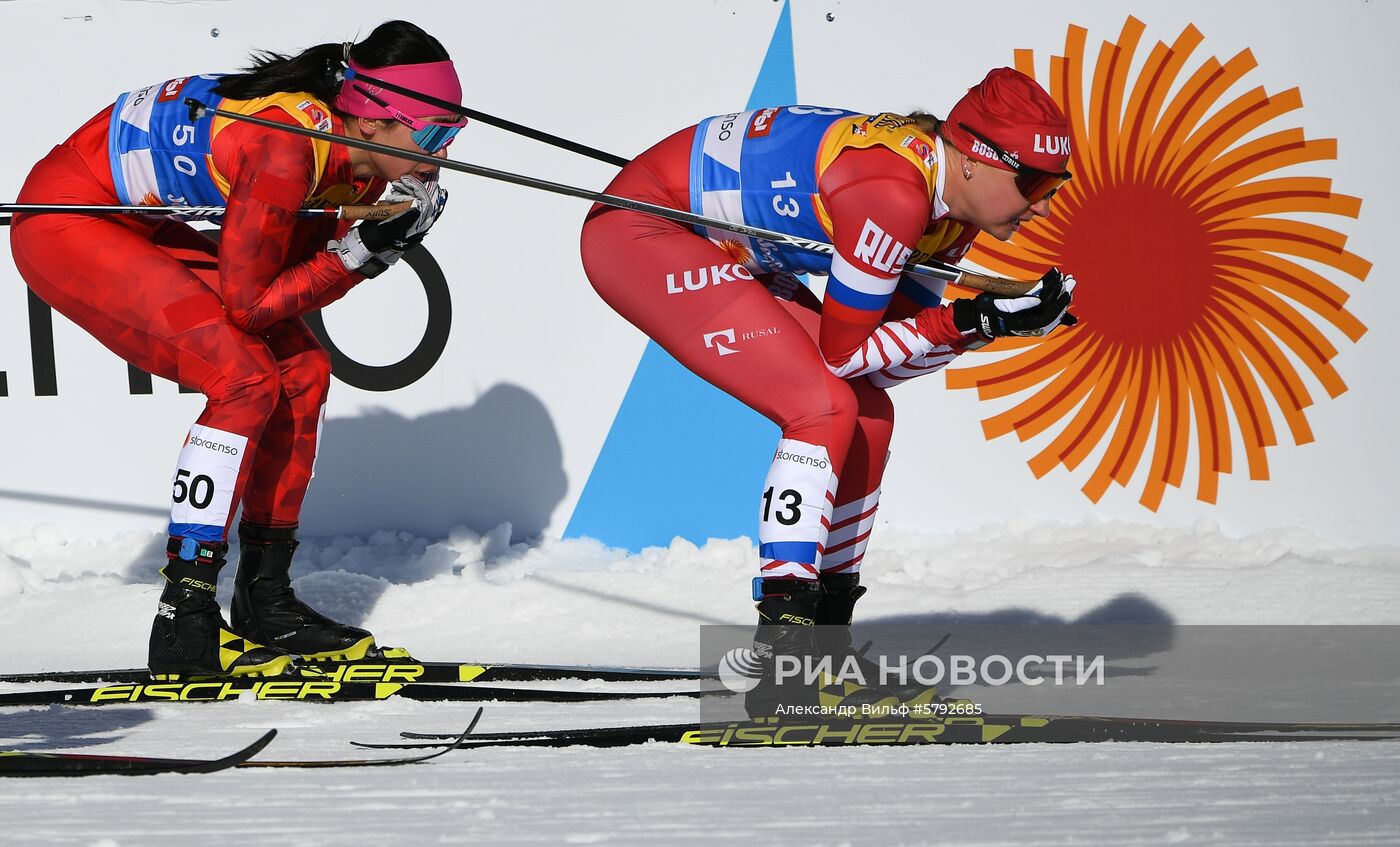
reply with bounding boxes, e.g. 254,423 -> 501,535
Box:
350,118 -> 448,184
965,164 -> 1054,241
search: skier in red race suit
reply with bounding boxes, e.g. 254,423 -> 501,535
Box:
581,68 -> 1077,714
9,20 -> 466,678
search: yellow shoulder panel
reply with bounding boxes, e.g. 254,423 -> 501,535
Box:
813,113 -> 941,237
207,92 -> 335,201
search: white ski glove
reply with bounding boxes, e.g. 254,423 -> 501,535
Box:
328,176 -> 448,277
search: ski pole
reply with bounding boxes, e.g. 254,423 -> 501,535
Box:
187,98 -> 1033,295
0,201 -> 412,226
330,73 -> 1046,297
338,66 -> 629,167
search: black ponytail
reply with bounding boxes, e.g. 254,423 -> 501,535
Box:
213,20 -> 450,104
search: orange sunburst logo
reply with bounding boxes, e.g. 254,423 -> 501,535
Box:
948,16 -> 1371,510
717,238 -> 755,266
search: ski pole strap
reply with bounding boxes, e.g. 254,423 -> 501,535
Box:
340,66 -> 630,168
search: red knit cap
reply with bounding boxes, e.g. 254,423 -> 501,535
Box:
943,68 -> 1070,173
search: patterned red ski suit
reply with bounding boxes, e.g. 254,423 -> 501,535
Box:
10,101 -> 382,536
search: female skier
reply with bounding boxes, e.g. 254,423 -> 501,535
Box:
581,68 -> 1076,712
10,20 -> 465,677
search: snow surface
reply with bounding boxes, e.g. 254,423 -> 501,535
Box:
2,517 -> 1399,846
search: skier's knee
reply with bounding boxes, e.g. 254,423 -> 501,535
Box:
784,374 -> 859,447
208,349 -> 282,425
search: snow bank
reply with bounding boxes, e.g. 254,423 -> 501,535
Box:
3,516 -> 1396,672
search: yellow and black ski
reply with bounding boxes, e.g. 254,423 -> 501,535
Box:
0,660 -> 716,686
0,680 -> 718,707
366,714 -> 1400,749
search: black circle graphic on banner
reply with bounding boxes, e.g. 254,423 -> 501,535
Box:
304,246 -> 453,392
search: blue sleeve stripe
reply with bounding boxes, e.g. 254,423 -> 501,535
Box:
826,276 -> 894,312
760,541 -> 820,564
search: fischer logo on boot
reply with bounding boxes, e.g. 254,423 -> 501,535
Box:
177,576 -> 217,593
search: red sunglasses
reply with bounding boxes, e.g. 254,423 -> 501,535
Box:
958,122 -> 1071,202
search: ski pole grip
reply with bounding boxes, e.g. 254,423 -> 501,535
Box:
338,201 -> 415,221
953,272 -> 1037,297
184,97 -> 209,121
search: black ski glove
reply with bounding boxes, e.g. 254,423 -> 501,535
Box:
952,267 -> 1078,339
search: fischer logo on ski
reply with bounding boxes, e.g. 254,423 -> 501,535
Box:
85,680 -> 395,703
0,661 -> 717,686
678,716 -> 1020,746
376,714 -> 1400,750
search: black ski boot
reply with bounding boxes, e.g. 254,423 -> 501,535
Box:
815,572 -> 870,662
743,578 -> 824,719
231,522 -> 384,661
815,573 -> 941,712
147,537 -> 294,679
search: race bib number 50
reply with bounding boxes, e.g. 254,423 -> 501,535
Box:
169,424 -> 248,540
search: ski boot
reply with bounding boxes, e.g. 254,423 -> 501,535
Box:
147,537 -> 295,679
743,577 -> 824,719
231,522 -> 399,661
814,572 -> 872,671
813,572 -> 942,715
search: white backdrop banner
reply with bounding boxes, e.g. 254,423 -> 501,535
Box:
0,1 -> 1391,548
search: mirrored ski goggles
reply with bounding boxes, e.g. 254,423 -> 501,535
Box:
352,84 -> 466,153
958,122 -> 1071,203
408,122 -> 463,154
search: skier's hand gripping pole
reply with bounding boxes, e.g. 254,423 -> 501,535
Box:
329,176 -> 448,278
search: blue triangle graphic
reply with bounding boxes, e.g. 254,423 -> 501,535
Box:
565,1 -> 797,550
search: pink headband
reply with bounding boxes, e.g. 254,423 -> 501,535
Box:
334,59 -> 466,126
